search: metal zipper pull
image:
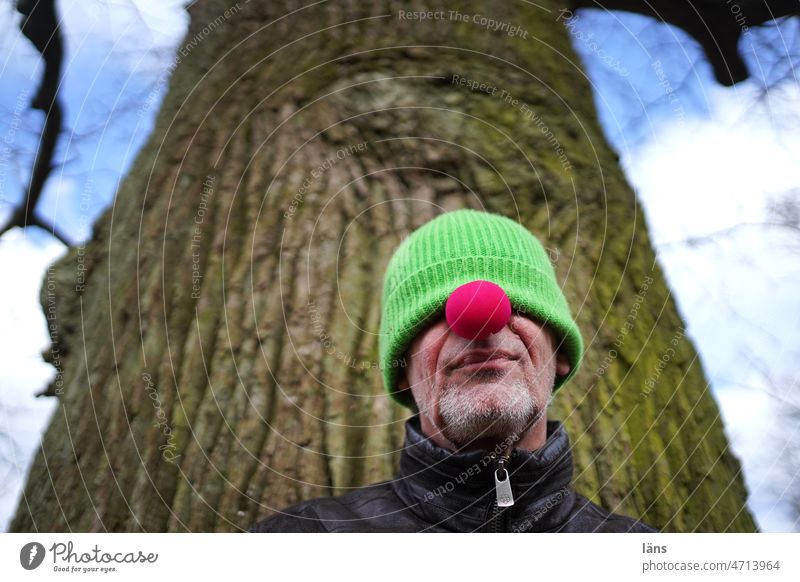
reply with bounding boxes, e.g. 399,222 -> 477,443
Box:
493,454 -> 515,507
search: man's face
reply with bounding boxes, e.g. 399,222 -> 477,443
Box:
397,313 -> 570,450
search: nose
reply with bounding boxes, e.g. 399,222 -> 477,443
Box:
445,280 -> 512,340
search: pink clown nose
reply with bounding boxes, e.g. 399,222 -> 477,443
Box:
445,280 -> 512,340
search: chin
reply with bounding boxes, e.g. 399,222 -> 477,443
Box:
438,380 -> 537,447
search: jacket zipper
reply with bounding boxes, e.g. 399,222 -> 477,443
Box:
490,501 -> 503,533
489,449 -> 514,532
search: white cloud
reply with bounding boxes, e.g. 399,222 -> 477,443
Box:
0,229 -> 64,531
624,83 -> 800,531
61,0 -> 190,56
625,85 -> 800,244
715,383 -> 799,533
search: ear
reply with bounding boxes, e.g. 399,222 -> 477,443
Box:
396,356 -> 412,394
555,351 -> 571,377
397,371 -> 410,392
396,369 -> 417,410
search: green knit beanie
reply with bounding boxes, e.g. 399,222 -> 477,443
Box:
379,208 -> 583,408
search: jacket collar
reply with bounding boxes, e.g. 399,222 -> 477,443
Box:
390,414 -> 577,532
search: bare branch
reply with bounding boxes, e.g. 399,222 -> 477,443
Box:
0,0 -> 67,245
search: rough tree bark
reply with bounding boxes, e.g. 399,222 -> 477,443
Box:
11,0 -> 756,532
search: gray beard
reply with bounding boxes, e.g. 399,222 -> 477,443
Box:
438,375 -> 545,449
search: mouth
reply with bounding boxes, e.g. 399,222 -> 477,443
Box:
447,349 -> 520,372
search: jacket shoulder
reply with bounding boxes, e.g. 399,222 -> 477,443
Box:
248,498 -> 329,533
248,480 -> 407,533
561,493 -> 659,533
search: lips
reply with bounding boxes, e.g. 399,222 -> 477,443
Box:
447,349 -> 519,371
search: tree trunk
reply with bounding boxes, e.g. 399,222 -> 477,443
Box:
11,0 -> 756,532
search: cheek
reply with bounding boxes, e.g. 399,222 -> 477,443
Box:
421,321 -> 447,362
406,338 -> 443,391
419,345 -> 443,392
512,318 -> 554,371
407,351 -> 440,409
405,319 -> 450,400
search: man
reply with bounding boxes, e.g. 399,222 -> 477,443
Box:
250,209 -> 657,533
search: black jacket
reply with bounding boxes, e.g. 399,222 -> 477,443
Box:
250,415 -> 658,533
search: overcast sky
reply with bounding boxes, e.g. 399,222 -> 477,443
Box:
1,2 -> 798,532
